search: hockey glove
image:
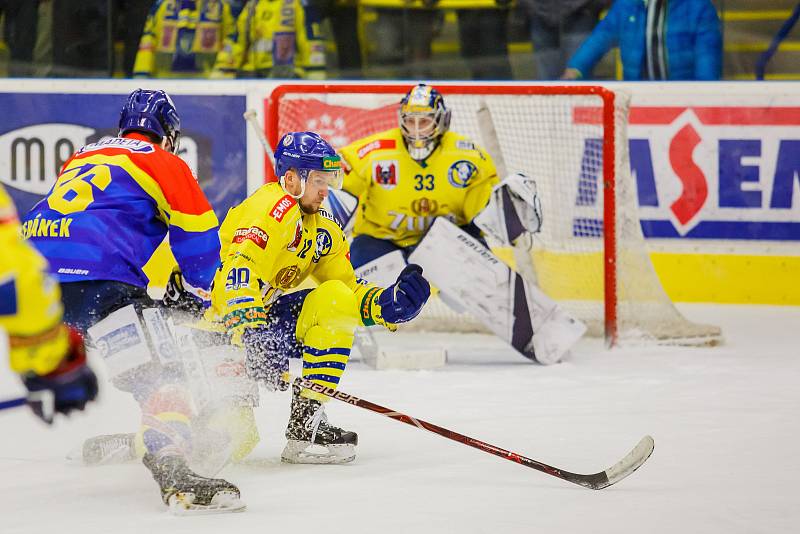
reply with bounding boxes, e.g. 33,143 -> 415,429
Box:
163,267 -> 209,316
22,328 -> 99,424
378,264 -> 431,324
242,326 -> 289,392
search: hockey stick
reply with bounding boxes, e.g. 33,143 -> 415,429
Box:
0,396 -> 26,411
285,374 -> 654,490
243,108 -> 276,166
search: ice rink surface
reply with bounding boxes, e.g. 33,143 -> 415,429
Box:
1,303 -> 798,534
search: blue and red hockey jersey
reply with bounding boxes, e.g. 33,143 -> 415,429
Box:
23,133 -> 220,291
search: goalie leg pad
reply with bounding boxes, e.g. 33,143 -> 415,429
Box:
408,218 -> 586,364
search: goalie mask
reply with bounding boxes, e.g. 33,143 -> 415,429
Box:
274,131 -> 343,199
399,84 -> 451,161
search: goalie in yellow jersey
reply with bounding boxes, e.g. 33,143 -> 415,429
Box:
0,184 -> 98,424
338,83 -> 499,268
206,131 -> 431,464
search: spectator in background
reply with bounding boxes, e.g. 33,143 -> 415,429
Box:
50,0 -> 111,77
455,0 -> 513,79
117,0 -> 154,78
0,0 -> 39,77
212,0 -> 326,79
307,0 -> 362,78
368,1 -> 442,79
133,0 -> 236,78
518,0 -> 606,80
562,0 -> 722,80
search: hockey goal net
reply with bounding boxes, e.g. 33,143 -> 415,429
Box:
264,83 -> 721,347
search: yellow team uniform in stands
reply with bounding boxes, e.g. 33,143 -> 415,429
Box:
0,185 -> 69,377
339,129 -> 499,248
212,0 -> 325,79
133,0 -> 236,78
206,182 -> 390,400
360,0 -> 505,7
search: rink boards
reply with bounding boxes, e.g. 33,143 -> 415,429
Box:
0,80 -> 797,305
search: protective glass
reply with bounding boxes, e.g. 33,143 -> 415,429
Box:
307,169 -> 343,190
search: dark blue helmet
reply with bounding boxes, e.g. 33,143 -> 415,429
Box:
274,131 -> 341,181
118,89 -> 181,153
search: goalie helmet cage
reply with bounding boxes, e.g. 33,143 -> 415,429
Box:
265,83 -> 721,347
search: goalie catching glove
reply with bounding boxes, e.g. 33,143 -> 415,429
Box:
377,264 -> 431,324
474,173 -> 543,247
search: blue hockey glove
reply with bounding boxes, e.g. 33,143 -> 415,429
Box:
162,267 -> 209,315
242,326 -> 290,391
22,328 -> 99,424
378,264 -> 431,324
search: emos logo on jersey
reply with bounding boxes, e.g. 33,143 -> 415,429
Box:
373,160 -> 398,189
448,160 -> 477,188
575,105 -> 800,241
270,194 -> 296,221
357,139 -> 396,159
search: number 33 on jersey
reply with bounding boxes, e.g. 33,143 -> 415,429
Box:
339,128 -> 498,248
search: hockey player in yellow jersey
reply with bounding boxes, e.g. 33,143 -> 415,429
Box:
338,84 -> 499,268
133,0 -> 236,78
207,131 -> 430,464
211,0 -> 326,79
0,184 -> 98,424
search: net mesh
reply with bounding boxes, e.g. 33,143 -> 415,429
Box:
271,86 -> 721,345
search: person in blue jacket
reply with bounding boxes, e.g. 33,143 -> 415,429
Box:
562,0 -> 722,80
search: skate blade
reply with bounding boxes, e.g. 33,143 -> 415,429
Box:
168,491 -> 246,515
281,440 -> 355,465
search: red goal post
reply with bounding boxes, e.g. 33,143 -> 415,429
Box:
264,83 -> 721,347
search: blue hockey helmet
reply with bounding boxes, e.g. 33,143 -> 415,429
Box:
399,84 -> 451,161
274,131 -> 342,190
118,89 -> 181,153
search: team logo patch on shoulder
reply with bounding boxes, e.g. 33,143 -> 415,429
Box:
358,139 -> 396,159
373,160 -> 399,189
232,226 -> 269,248
455,140 -> 476,151
270,194 -> 296,222
313,228 -> 333,262
448,160 -> 478,188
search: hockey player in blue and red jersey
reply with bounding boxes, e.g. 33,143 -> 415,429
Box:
22,89 -> 242,513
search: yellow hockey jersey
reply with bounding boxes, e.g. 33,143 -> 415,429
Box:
207,183 -> 389,342
212,0 -> 325,79
339,128 -> 499,248
133,0 -> 236,78
0,185 -> 69,376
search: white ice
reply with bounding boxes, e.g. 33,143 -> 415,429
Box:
1,303 -> 798,534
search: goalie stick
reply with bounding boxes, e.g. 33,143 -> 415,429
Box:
243,108 -> 276,166
283,374 -> 654,490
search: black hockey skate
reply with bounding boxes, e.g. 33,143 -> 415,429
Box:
281,381 -> 358,464
142,453 -> 245,515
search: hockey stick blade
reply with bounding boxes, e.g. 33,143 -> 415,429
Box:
283,374 -> 654,490
560,435 -> 654,490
